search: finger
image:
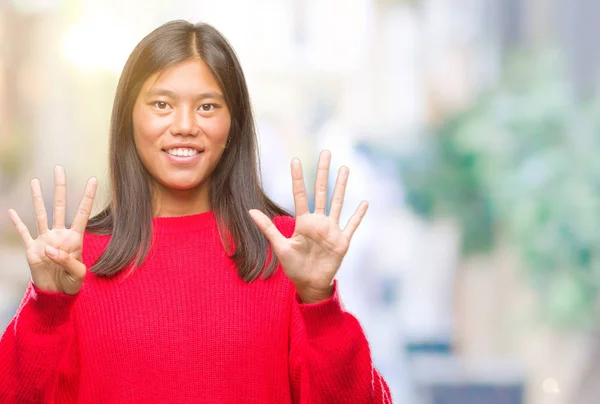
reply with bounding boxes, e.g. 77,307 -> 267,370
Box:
70,177 -> 98,234
329,166 -> 349,224
342,201 -> 369,240
291,158 -> 310,216
248,209 -> 287,250
31,178 -> 49,235
45,245 -> 86,283
313,150 -> 331,215
8,209 -> 35,249
53,165 -> 67,229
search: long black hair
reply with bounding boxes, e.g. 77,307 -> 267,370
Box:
86,20 -> 291,281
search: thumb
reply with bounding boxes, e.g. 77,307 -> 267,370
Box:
248,209 -> 286,249
45,245 -> 86,281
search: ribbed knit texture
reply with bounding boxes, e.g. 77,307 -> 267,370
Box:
0,212 -> 392,403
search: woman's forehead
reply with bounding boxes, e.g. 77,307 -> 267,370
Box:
142,58 -> 223,97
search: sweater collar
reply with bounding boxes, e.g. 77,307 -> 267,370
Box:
152,211 -> 216,233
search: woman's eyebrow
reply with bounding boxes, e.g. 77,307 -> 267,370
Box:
146,88 -> 225,101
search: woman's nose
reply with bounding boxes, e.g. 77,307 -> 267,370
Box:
170,107 -> 200,136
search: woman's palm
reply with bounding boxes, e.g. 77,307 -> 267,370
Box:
26,228 -> 84,294
249,150 -> 368,303
8,166 -> 98,295
283,213 -> 350,288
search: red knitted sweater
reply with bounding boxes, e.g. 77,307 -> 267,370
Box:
0,212 -> 392,403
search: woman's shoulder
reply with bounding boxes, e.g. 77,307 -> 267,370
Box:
82,231 -> 111,269
272,215 -> 296,238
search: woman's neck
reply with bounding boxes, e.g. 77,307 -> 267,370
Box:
152,183 -> 211,218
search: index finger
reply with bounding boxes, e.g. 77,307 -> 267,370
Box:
313,150 -> 331,215
291,158 -> 310,216
70,177 -> 98,234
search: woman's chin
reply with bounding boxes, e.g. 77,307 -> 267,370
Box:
158,180 -> 204,192
171,183 -> 201,191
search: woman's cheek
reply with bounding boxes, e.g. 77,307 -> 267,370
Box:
204,117 -> 231,139
146,116 -> 172,137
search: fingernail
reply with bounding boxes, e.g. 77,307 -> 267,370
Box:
46,245 -> 58,257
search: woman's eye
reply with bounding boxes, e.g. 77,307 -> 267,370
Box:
199,104 -> 216,112
152,101 -> 170,110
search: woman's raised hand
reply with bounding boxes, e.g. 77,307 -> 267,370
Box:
249,150 -> 368,304
7,166 -> 98,295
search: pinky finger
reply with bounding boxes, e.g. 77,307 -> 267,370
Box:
342,201 -> 369,241
8,209 -> 35,249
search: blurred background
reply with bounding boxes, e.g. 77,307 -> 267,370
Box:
1,0 -> 600,403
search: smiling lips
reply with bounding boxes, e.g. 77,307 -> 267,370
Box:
162,147 -> 203,164
165,147 -> 200,157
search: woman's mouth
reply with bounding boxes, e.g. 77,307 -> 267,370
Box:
162,147 -> 202,165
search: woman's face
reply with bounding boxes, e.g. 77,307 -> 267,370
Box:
132,58 -> 231,199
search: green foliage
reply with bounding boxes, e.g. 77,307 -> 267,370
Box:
400,51 -> 600,329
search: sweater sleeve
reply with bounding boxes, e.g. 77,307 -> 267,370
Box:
272,215 -> 392,403
0,281 -> 80,403
288,280 -> 393,403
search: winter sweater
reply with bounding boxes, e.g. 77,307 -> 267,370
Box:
0,212 -> 392,403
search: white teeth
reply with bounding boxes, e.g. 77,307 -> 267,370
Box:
166,148 -> 198,157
